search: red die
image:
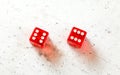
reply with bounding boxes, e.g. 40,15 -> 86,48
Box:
67,27 -> 87,48
29,27 -> 49,48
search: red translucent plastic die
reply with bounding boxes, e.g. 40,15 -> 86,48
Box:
67,27 -> 87,48
29,27 -> 49,48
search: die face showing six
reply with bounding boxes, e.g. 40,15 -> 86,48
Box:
29,27 -> 49,48
67,27 -> 87,48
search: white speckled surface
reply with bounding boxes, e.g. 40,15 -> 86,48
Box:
0,0 -> 120,75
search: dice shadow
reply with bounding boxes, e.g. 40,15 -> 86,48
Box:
71,38 -> 100,66
34,38 -> 62,64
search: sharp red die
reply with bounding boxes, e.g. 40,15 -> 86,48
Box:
29,27 -> 49,48
67,27 -> 87,48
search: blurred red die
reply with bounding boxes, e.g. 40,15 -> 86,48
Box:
67,27 -> 87,48
29,27 -> 49,48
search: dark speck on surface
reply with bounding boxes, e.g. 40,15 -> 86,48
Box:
72,63 -> 74,66
93,69 -> 96,71
19,26 -> 21,30
83,52 -> 85,54
107,73 -> 111,75
94,34 -> 97,37
45,5 -> 48,7
90,25 -> 94,28
7,46 -> 10,48
107,31 -> 111,34
0,62 -> 2,65
11,58 -> 15,61
92,43 -> 95,46
19,62 -> 22,65
105,29 -> 111,34
8,36 -> 11,38
89,52 -> 92,54
58,41 -> 62,44
39,52 -> 43,56
13,35 -> 16,37
25,47 -> 29,49
91,9 -> 95,11
56,22 -> 58,24
25,46 -> 33,49
60,64 -> 63,68
65,28 -> 68,31
42,64 -> 44,66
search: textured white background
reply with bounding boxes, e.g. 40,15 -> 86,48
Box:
0,0 -> 120,75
